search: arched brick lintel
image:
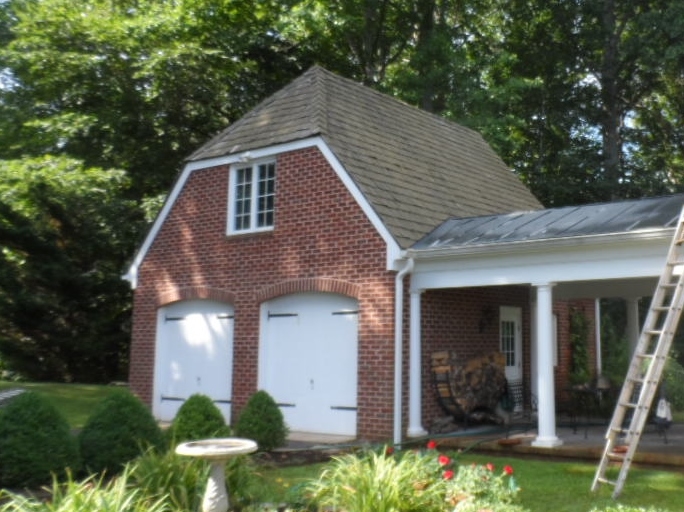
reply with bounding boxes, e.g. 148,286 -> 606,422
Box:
256,278 -> 361,303
158,286 -> 236,307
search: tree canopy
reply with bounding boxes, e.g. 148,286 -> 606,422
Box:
1,0 -> 683,381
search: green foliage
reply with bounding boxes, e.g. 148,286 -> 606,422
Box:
234,390 -> 288,452
590,506 -> 668,512
0,391 -> 80,489
307,443 -> 525,512
2,0 -> 684,387
662,357 -> 684,411
0,466 -> 170,512
601,325 -> 630,387
308,448 -> 446,512
129,449 -> 208,512
569,307 -> 591,385
130,447 -> 263,511
0,156 -> 136,383
78,389 -> 164,475
166,393 -> 232,445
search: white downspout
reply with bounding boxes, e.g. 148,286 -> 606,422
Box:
394,258 -> 414,446
595,299 -> 602,374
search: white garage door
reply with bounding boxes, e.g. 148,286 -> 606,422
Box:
259,293 -> 358,436
154,300 -> 234,423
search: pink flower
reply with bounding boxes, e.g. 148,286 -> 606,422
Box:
503,465 -> 514,475
438,454 -> 451,466
426,440 -> 437,450
443,469 -> 454,480
486,463 -> 495,472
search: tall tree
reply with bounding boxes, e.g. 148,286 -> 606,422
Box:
0,0 -> 303,381
0,157 -> 135,381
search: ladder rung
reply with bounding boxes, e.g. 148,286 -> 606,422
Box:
617,401 -> 636,409
596,477 -> 617,486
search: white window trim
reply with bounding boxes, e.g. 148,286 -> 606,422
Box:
227,158 -> 276,235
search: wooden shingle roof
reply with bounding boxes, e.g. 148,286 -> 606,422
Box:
189,66 -> 543,248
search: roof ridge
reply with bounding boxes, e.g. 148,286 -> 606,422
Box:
309,66 -> 483,140
307,66 -> 330,136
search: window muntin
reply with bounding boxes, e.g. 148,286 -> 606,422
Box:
229,160 -> 275,234
500,319 -> 516,367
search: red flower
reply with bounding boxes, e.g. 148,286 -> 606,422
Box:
503,465 -> 514,475
486,463 -> 495,472
438,454 -> 451,466
385,446 -> 394,456
443,469 -> 454,480
426,440 -> 437,450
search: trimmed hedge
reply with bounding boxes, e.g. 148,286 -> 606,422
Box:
167,393 -> 231,444
78,388 -> 164,475
0,391 -> 80,488
234,390 -> 288,451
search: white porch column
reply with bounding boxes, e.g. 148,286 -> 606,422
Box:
625,297 -> 640,358
407,289 -> 427,437
532,282 -> 563,448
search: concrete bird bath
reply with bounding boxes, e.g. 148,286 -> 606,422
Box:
175,438 -> 258,512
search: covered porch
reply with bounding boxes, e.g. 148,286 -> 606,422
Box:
401,195 -> 684,447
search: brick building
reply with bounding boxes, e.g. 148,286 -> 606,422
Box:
125,66 -> 682,445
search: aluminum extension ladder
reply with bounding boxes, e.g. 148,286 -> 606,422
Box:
592,206 -> 684,498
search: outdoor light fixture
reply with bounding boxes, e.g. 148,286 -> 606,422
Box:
479,305 -> 495,333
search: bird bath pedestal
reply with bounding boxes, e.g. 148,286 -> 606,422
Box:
175,438 -> 257,512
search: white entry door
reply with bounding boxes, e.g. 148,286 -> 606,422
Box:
500,306 -> 523,382
154,300 -> 234,423
259,293 -> 358,436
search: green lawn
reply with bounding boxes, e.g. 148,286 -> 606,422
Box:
3,381 -> 683,511
260,454 -> 684,512
0,380 -> 119,429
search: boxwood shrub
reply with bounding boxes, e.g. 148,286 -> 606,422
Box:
166,393 -> 232,445
234,390 -> 288,451
0,391 -> 80,488
78,388 -> 164,475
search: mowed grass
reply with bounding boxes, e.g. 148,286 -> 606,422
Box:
257,452 -> 684,512
0,380 -> 119,429
2,381 -> 683,511
460,454 -> 684,512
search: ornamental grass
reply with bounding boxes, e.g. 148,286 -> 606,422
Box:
306,440 -> 524,512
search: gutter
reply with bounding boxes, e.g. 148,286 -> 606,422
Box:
394,257 -> 414,446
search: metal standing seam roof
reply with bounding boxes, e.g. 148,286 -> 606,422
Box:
188,66 -> 542,248
411,194 -> 684,251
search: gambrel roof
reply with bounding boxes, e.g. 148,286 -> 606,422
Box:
189,66 -> 542,248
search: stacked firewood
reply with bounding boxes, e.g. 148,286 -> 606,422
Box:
431,351 -> 507,427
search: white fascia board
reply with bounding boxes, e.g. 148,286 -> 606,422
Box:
409,229 -> 673,292
313,138 -> 402,269
123,137 -> 401,289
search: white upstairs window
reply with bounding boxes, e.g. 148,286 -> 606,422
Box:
228,160 -> 276,234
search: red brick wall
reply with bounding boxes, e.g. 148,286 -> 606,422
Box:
129,146 -> 396,440
420,286 -> 532,428
128,143 -> 597,440
419,288 -> 596,430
